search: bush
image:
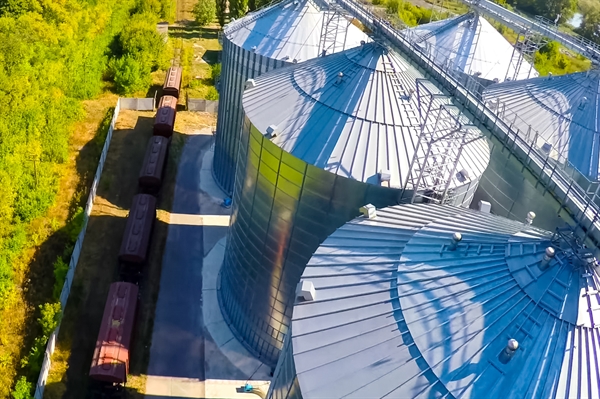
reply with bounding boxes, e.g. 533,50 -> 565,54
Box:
112,55 -> 152,95
210,63 -> 221,84
193,0 -> 216,26
11,377 -> 32,399
386,0 -> 399,14
206,86 -> 219,100
38,302 -> 62,337
52,257 -> 68,300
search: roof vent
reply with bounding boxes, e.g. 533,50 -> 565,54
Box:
245,79 -> 257,89
359,204 -> 377,219
548,72 -> 553,79
251,45 -> 257,52
336,72 -> 344,84
526,211 -> 536,225
449,232 -> 462,251
456,169 -> 470,182
321,49 -> 327,57
499,339 -> 519,364
266,125 -> 278,139
539,247 -> 555,270
282,55 -> 290,61
293,58 -> 299,63
360,40 -> 366,46
493,77 -> 499,83
378,169 -> 391,185
541,142 -> 552,153
296,280 -> 316,302
478,200 -> 491,213
579,96 -> 589,110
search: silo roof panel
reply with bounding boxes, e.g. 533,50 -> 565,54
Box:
483,70 -> 600,179
243,43 -> 490,189
225,0 -> 369,62
405,13 -> 538,82
290,204 -> 600,399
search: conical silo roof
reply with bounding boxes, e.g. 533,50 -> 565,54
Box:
404,13 -> 538,82
242,42 -> 490,191
225,0 -> 368,62
275,203 -> 600,399
483,69 -> 600,179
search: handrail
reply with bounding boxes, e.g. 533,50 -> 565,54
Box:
336,0 -> 600,252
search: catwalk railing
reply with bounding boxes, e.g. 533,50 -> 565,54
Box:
33,99 -> 122,399
460,0 -> 600,62
337,0 -> 600,255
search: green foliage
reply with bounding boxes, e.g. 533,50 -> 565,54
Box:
576,8 -> 600,44
18,303 -> 62,384
135,0 -> 173,20
118,13 -> 167,71
210,63 -> 221,84
504,0 -> 576,21
112,55 -> 152,95
395,2 -> 436,27
386,0 -> 399,14
534,40 -> 590,75
215,0 -> 226,26
194,0 -> 216,26
38,302 -> 62,337
52,257 -> 68,300
229,0 -> 248,19
11,377 -> 32,399
205,86 -> 219,100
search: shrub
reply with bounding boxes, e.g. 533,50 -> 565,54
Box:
112,55 -> 152,95
11,377 -> 32,399
39,302 -> 62,337
52,257 -> 69,300
193,0 -> 216,26
206,86 -> 219,100
386,0 -> 399,14
210,63 -> 221,84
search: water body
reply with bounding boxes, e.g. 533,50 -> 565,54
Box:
568,12 -> 583,28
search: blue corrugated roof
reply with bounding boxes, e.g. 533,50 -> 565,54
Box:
242,42 -> 490,190
289,204 -> 600,398
483,70 -> 600,179
403,13 -> 538,82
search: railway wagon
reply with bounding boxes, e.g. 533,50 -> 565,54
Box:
118,194 -> 157,266
89,282 -> 138,387
139,136 -> 169,193
162,67 -> 182,99
153,95 -> 177,138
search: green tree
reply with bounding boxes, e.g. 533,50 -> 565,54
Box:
229,0 -> 248,19
112,55 -> 152,95
216,0 -> 226,26
577,9 -> 600,44
193,0 -> 216,26
11,377 -> 32,399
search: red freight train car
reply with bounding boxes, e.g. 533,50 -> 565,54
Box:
153,95 -> 177,138
118,194 -> 157,265
139,136 -> 169,193
89,282 -> 138,385
163,67 -> 182,99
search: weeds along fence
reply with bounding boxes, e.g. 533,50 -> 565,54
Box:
34,98 -> 123,399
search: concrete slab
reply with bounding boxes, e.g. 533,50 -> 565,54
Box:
201,144 -> 227,201
204,380 -> 270,399
146,135 -> 270,398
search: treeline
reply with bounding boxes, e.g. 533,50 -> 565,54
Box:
0,0 -> 169,396
493,0 -> 576,22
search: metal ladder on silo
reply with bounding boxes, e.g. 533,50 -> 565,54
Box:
406,79 -> 483,205
317,0 -> 352,56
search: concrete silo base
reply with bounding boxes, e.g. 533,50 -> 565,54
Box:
203,236 -> 272,382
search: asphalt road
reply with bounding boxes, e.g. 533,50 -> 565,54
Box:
147,132 -> 229,384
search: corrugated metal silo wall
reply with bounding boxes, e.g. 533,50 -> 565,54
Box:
218,117 -> 482,365
213,36 -> 289,195
472,134 -> 576,232
266,331 -> 302,399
